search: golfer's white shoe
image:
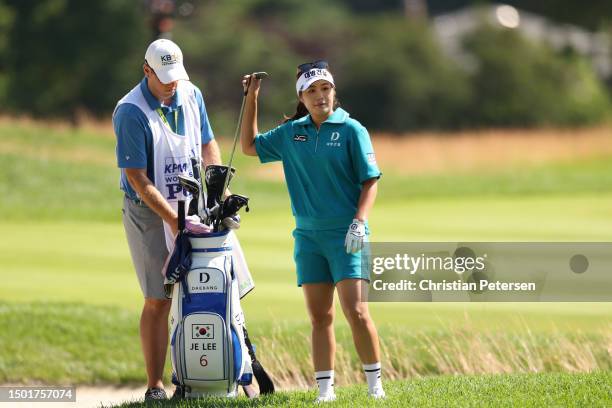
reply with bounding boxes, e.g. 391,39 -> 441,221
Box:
315,392 -> 337,403
368,387 -> 386,399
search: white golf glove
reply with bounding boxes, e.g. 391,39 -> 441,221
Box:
345,219 -> 366,254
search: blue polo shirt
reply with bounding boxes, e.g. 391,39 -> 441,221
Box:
113,78 -> 214,200
255,108 -> 381,230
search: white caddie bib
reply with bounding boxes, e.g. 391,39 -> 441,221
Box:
116,81 -> 202,251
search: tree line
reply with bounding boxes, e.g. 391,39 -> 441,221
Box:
0,0 -> 609,133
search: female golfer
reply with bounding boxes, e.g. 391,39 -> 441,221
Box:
240,61 -> 384,402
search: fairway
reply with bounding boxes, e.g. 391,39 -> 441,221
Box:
2,191 -> 612,331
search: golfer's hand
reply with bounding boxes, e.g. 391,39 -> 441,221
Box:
345,219 -> 366,254
242,73 -> 262,95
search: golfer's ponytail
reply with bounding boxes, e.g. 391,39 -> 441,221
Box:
283,102 -> 309,123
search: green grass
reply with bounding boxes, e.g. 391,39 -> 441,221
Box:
1,302 -> 609,386
3,120 -> 612,223
0,303 -> 142,384
1,219 -> 611,327
112,372 -> 612,407
0,120 -> 611,390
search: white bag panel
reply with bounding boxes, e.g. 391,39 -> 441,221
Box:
183,313 -> 227,381
229,231 -> 256,298
186,385 -> 237,399
189,233 -> 233,252
186,267 -> 226,295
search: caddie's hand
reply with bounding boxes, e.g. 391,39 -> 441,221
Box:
185,215 -> 212,234
221,214 -> 241,230
345,219 -> 366,254
242,73 -> 262,95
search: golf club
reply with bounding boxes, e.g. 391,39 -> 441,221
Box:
178,174 -> 201,217
177,200 -> 185,231
190,157 -> 205,218
220,71 -> 268,198
205,164 -> 235,209
217,193 -> 250,230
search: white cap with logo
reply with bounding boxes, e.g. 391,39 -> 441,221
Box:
296,68 -> 335,95
144,39 -> 189,84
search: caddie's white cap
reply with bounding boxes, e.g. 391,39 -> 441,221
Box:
296,68 -> 335,95
144,39 -> 189,84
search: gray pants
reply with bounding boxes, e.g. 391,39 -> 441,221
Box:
122,196 -> 169,299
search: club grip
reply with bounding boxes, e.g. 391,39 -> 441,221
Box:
177,200 -> 185,231
244,72 -> 268,95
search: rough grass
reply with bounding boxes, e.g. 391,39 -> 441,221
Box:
226,321 -> 612,389
0,302 -> 609,388
111,372 -> 612,407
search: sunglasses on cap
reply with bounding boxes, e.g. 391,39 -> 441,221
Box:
297,60 -> 329,76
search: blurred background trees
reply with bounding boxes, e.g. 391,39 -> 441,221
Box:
1,0 -> 148,121
0,0 -> 610,133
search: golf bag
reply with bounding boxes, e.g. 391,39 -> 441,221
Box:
166,205 -> 274,398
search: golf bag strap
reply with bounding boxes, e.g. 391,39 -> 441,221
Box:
243,327 -> 275,394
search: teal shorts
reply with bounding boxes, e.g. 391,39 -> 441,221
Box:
293,228 -> 370,286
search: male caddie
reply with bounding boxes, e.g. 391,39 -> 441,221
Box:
113,39 -> 220,401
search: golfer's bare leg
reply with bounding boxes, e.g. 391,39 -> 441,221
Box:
336,279 -> 380,364
141,298 -> 171,389
302,283 -> 336,371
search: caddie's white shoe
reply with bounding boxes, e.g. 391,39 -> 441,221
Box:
315,393 -> 337,403
369,387 -> 386,399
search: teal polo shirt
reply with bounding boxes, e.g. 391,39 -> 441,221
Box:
255,108 -> 381,230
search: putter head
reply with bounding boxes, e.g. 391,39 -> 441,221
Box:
178,174 -> 200,196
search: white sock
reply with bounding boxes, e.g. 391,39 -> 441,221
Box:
363,362 -> 382,392
315,370 -> 335,396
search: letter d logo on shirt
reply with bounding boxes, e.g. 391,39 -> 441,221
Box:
331,132 -> 340,141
